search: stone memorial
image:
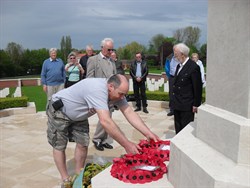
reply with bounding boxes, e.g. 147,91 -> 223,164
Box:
168,1 -> 250,187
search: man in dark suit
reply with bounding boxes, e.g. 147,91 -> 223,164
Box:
172,43 -> 203,134
130,52 -> 149,113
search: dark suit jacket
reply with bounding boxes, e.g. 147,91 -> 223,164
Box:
172,58 -> 202,111
129,60 -> 148,82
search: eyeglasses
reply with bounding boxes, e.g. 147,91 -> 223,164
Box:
107,49 -> 116,52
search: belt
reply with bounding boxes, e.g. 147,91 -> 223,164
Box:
170,75 -> 175,78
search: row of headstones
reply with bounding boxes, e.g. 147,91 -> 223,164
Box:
0,87 -> 22,98
128,78 -> 169,92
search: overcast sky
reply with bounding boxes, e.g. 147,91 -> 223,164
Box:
0,0 -> 208,50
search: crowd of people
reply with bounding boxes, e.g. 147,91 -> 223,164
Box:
41,39 -> 204,187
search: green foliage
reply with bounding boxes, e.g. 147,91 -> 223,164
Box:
82,162 -> 112,187
173,26 -> 201,47
117,48 -> 132,60
1,31 -> 207,78
60,36 -> 72,62
117,41 -> 146,60
199,43 -> 207,66
189,45 -> 199,56
149,34 -> 166,51
0,96 -> 28,110
165,37 -> 177,44
128,91 -> 169,101
5,42 -> 24,65
21,86 -> 47,111
147,91 -> 169,101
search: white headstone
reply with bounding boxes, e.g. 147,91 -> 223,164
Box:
129,79 -> 133,92
14,87 -> 22,97
164,82 -> 169,92
154,81 -> 159,91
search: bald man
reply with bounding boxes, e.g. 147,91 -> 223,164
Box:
46,74 -> 159,186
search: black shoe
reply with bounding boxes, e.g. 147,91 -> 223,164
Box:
167,111 -> 174,116
143,108 -> 149,113
93,141 -> 104,151
134,108 -> 141,112
102,143 -> 113,149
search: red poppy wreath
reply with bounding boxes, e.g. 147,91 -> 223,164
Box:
110,140 -> 170,184
138,139 -> 170,162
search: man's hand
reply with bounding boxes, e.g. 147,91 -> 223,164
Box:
43,85 -> 47,93
124,141 -> 141,154
136,77 -> 142,82
193,106 -> 198,113
145,132 -> 160,142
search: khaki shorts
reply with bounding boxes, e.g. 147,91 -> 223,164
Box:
46,101 -> 90,151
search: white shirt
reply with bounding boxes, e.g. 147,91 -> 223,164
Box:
196,60 -> 206,86
177,57 -> 189,75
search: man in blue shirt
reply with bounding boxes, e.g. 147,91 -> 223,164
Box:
41,48 -> 65,102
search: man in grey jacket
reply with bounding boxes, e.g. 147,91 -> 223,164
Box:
86,38 -> 117,151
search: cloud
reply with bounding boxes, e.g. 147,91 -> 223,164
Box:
0,0 -> 208,50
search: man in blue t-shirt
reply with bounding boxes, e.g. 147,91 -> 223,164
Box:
46,74 -> 159,186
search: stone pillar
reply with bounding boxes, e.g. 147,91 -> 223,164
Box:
168,1 -> 250,187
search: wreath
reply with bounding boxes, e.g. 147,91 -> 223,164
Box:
110,139 -> 170,184
138,139 -> 170,162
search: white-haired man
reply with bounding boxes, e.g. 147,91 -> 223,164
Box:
172,43 -> 203,134
86,38 -> 117,151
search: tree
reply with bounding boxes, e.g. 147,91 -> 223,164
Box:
149,34 -> 166,52
117,41 -> 145,60
60,36 -> 72,62
0,50 -> 11,77
199,43 -> 207,66
173,26 -> 201,47
5,42 -> 24,65
22,48 -> 48,75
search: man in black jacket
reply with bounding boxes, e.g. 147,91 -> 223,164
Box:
79,45 -> 94,79
172,43 -> 202,134
130,52 -> 149,113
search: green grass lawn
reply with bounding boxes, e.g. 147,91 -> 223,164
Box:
21,86 -> 47,111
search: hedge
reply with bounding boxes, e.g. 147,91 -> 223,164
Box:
127,91 -> 169,101
128,91 -> 205,103
0,96 -> 28,110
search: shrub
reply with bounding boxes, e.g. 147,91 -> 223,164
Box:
0,96 -> 28,110
127,91 -> 169,101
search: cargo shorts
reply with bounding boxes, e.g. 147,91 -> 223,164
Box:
46,100 -> 90,151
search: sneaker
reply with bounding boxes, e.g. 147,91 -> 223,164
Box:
61,177 -> 73,188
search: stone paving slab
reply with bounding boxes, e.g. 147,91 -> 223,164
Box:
0,101 -> 174,188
